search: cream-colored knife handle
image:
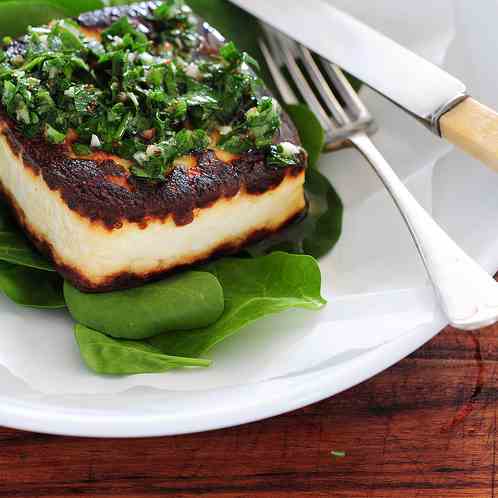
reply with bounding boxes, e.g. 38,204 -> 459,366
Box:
440,97 -> 498,172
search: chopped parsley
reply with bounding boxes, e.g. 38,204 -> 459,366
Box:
218,97 -> 282,153
330,450 -> 346,459
268,142 -> 303,166
0,0 -> 302,180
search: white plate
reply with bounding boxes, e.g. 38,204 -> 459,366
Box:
1,0 -> 498,437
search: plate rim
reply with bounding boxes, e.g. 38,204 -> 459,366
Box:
1,0 -> 496,437
0,313 -> 446,437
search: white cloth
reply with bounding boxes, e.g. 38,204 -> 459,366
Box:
1,1 -> 497,397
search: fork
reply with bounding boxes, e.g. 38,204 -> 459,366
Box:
259,25 -> 498,331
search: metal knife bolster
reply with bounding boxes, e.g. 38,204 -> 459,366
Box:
229,0 -> 468,137
429,94 -> 469,136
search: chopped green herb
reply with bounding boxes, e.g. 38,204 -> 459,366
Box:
72,143 -> 92,156
0,1 -> 296,181
219,96 -> 282,153
220,41 -> 259,71
267,142 -> 303,167
65,85 -> 101,114
218,134 -> 253,154
44,123 -> 66,144
131,128 -> 210,179
330,451 -> 346,459
154,0 -> 199,50
246,96 -> 281,148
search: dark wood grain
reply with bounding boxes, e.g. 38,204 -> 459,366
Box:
1,291 -> 498,497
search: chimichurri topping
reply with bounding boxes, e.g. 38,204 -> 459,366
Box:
0,0 -> 302,180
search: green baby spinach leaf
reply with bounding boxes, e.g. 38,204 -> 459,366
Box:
150,252 -> 326,358
75,324 -> 211,375
290,102 -> 343,258
0,1 -> 71,38
247,103 -> 343,259
0,260 -> 65,308
0,2 -> 336,373
301,169 -> 343,258
247,169 -> 343,259
0,204 -> 55,271
280,104 -> 343,258
36,0 -> 104,16
286,103 -> 325,169
0,0 -> 264,48
0,231 -> 55,271
0,1 -> 130,38
65,271 -> 224,340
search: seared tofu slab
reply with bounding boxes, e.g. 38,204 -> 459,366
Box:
0,1 -> 306,291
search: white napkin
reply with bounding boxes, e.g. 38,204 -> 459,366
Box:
0,0 -> 495,397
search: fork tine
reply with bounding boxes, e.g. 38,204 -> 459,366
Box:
258,38 -> 299,106
321,60 -> 371,121
297,46 -> 350,126
260,23 -> 286,66
271,32 -> 333,133
259,25 -> 375,149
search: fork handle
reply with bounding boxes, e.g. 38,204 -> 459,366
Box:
350,132 -> 498,331
440,97 -> 498,173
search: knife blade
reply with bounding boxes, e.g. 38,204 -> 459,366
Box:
230,0 -> 498,172
230,0 -> 464,132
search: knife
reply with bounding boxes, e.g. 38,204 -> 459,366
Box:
230,0 -> 498,172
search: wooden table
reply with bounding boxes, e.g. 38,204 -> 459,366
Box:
1,312 -> 497,496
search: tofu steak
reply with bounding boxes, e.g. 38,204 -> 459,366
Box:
0,2 -> 306,292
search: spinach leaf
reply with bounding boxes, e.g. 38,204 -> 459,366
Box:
150,252 -> 326,357
301,168 -> 343,258
0,1 -> 72,38
0,205 -> 54,271
247,169 -> 343,259
0,0 -> 264,56
287,104 -> 343,258
247,105 -> 343,259
75,324 -> 211,374
0,260 -> 65,308
0,232 -> 55,271
286,103 -> 325,169
0,1 -> 132,38
199,17 -> 343,260
4,0 -> 103,16
65,271 -> 224,340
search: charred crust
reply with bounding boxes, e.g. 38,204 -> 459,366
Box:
77,1 -> 159,31
0,1 -> 305,230
0,109 -> 304,230
3,39 -> 27,59
56,206 -> 306,293
0,182 -> 57,269
1,126 -> 21,157
0,1 -> 307,291
0,179 -> 305,292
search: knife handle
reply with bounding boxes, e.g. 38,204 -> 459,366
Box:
440,97 -> 498,172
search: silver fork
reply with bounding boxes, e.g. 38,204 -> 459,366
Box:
260,25 -> 498,331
